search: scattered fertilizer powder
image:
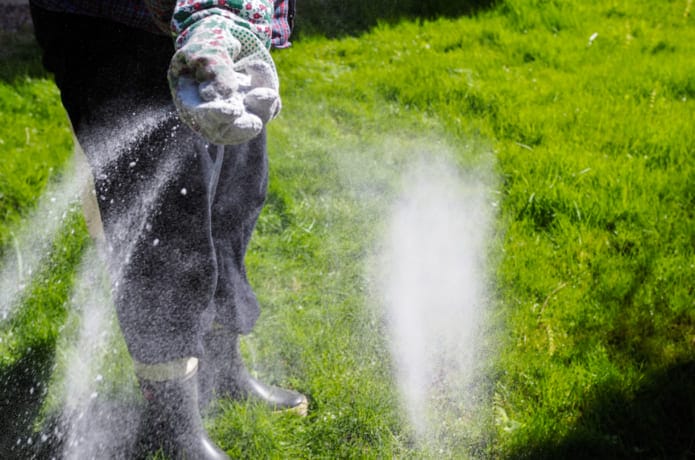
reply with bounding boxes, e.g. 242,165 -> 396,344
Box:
47,109 -> 198,457
0,157 -> 88,321
55,246 -> 141,459
0,107 -> 179,456
378,155 -> 495,452
2,86 -> 494,458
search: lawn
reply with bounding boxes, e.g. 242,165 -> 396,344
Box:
1,0 -> 693,458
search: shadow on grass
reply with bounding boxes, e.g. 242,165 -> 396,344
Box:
0,8 -> 48,85
0,31 -> 48,84
0,343 -> 54,458
511,360 -> 695,459
0,345 -> 144,459
29,400 -> 145,460
293,0 -> 498,40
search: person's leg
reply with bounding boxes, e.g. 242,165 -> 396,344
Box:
199,133 -> 308,414
30,0 -> 217,366
30,5 -> 227,458
208,132 -> 267,334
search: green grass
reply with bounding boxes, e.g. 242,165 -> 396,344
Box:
0,30 -> 80,358
1,0 -> 694,458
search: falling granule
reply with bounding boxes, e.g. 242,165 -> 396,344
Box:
180,188 -> 187,196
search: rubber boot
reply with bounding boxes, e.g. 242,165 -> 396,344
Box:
136,359 -> 229,459
200,327 -> 308,415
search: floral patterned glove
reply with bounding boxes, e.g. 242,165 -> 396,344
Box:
168,1 -> 280,145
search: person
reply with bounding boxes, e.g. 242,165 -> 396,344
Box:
28,0 -> 305,458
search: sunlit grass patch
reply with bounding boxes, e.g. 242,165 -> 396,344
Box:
2,0 -> 694,457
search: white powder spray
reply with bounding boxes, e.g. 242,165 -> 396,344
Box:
54,246 -> 141,459
0,107 -> 179,456
50,109 -> 184,457
377,154 -> 495,453
0,157 -> 87,321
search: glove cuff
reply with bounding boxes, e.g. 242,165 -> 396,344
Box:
173,3 -> 273,49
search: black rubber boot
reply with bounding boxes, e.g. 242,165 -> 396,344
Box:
137,370 -> 230,459
199,327 -> 308,415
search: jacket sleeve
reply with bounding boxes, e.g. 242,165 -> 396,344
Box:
271,0 -> 294,49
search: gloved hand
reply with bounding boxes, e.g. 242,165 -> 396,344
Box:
168,14 -> 281,145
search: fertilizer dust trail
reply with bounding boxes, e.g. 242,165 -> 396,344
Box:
0,106 -> 170,322
378,155 -> 495,452
43,245 -> 142,459
43,108 -> 186,458
0,158 -> 87,321
0,106 -> 179,456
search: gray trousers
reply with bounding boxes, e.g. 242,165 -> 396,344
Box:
31,5 -> 266,363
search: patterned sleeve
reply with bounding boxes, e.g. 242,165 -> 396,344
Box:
271,0 -> 294,49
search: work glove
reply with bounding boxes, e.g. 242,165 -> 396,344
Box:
168,12 -> 280,145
